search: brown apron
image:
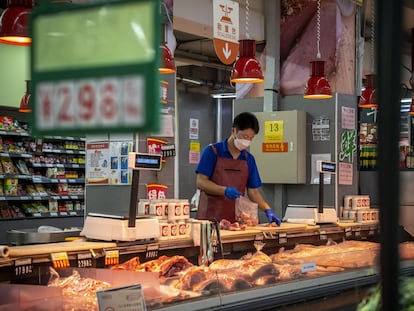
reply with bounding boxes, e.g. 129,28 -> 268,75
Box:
196,145 -> 249,222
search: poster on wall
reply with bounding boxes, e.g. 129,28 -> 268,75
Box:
189,141 -> 200,164
338,162 -> 353,185
109,141 -> 133,184
86,142 -> 110,184
189,118 -> 199,140
312,116 -> 330,141
341,106 -> 355,130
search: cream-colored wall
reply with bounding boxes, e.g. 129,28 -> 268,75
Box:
0,44 -> 30,108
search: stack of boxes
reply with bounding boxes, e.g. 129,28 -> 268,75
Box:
138,199 -> 191,240
342,195 -> 379,223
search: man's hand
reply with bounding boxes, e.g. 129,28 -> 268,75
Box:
224,187 -> 241,200
265,209 -> 282,226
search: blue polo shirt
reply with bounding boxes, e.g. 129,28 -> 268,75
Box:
195,139 -> 262,189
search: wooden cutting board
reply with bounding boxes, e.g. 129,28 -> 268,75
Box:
249,222 -> 309,232
218,223 -> 312,240
219,228 -> 262,239
8,240 -> 117,257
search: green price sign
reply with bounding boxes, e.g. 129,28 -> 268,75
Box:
30,0 -> 161,135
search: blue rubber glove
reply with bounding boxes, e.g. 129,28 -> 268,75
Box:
224,187 -> 241,200
265,209 -> 282,226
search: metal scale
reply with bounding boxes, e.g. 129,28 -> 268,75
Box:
283,161 -> 338,225
81,152 -> 162,242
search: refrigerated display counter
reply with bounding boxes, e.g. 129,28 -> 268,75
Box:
1,222 -> 412,311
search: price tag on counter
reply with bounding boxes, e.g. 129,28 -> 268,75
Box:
301,262 -> 316,273
14,257 -> 33,277
263,231 -> 277,239
354,227 -> 361,238
145,244 -> 159,259
319,230 -> 327,241
104,250 -> 119,266
254,233 -> 264,242
97,283 -> 146,311
278,232 -> 287,244
77,251 -> 94,268
51,252 -> 70,268
344,227 -> 352,238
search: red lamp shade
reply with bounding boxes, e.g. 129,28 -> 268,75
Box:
409,97 -> 414,115
230,39 -> 264,83
359,74 -> 377,108
304,60 -> 332,99
159,43 -> 175,74
0,0 -> 34,46
19,80 -> 31,113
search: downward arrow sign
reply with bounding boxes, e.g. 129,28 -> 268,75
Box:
222,42 -> 232,59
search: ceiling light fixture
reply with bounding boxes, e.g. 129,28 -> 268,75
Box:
304,0 -> 332,99
0,0 -> 34,46
359,0 -> 377,108
158,2 -> 175,75
19,80 -> 31,113
359,74 -> 377,108
230,0 -> 264,84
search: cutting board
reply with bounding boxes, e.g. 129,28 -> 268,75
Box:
219,228 -> 262,239
249,222 -> 309,232
218,223 -> 311,240
8,240 -> 117,257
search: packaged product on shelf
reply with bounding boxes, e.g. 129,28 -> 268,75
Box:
351,195 -> 370,209
149,200 -> 166,219
49,199 -> 58,212
1,157 -> 17,174
138,199 -> 150,215
168,200 -> 182,220
4,178 -> 18,196
159,221 -> 170,240
15,159 -> 30,175
65,201 -> 74,211
34,184 -> 48,196
170,223 -> 178,238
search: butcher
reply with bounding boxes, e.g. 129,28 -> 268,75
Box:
195,112 -> 281,226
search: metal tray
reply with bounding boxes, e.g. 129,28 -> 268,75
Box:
7,228 -> 82,245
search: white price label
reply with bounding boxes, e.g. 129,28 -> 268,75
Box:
301,262 -> 316,273
36,76 -> 145,131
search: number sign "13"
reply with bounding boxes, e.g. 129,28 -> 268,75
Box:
35,76 -> 145,131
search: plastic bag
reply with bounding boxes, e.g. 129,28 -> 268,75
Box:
235,196 -> 258,226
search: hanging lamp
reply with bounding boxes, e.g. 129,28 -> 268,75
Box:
304,0 -> 332,99
359,74 -> 377,108
230,0 -> 264,84
359,0 -> 378,108
158,3 -> 175,76
0,0 -> 34,46
409,98 -> 414,115
19,80 -> 31,113
159,41 -> 175,74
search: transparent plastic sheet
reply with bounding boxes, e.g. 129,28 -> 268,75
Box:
235,196 -> 259,226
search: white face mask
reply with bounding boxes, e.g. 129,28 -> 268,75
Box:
233,135 -> 251,151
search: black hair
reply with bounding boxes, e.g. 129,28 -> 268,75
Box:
232,112 -> 260,134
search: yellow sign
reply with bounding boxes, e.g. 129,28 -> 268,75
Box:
262,142 -> 288,153
190,141 -> 200,152
264,120 -> 284,142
